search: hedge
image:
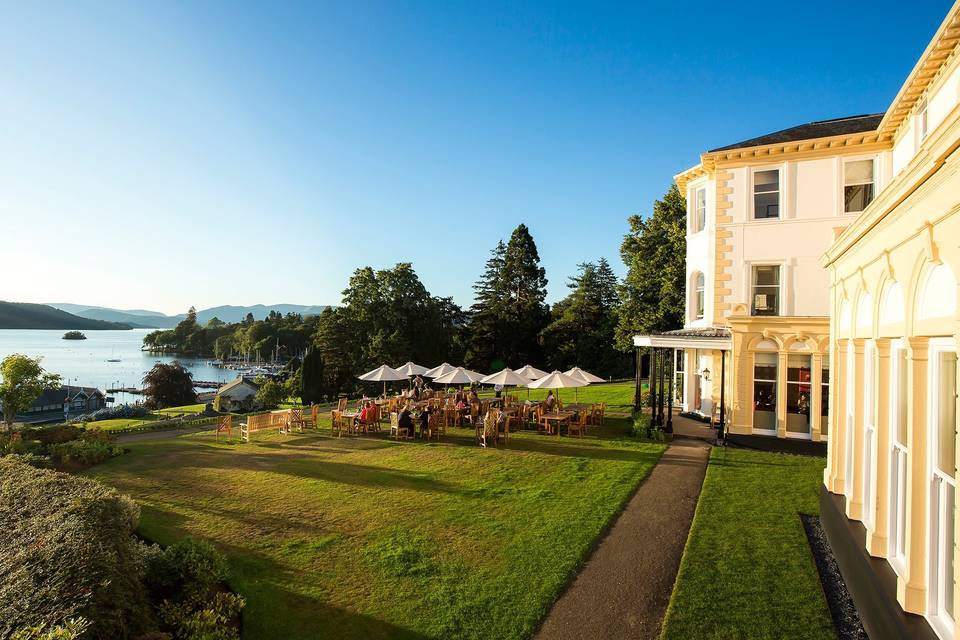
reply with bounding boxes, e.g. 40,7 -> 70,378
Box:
0,458 -> 150,639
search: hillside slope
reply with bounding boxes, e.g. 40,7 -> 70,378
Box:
0,302 -> 133,330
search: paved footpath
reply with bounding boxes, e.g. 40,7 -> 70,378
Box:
535,425 -> 711,640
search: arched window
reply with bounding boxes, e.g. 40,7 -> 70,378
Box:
694,273 -> 705,320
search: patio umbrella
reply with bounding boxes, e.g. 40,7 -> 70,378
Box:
358,364 -> 407,396
424,362 -> 457,379
514,364 -> 548,380
396,361 -> 429,377
528,370 -> 588,402
480,368 -> 529,387
433,367 -> 485,386
564,367 -> 605,384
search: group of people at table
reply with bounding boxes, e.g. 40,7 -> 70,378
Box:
339,376 -> 604,444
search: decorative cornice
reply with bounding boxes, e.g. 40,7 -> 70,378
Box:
878,3 -> 960,140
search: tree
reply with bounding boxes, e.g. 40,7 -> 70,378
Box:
465,224 -> 550,370
141,362 -> 196,410
0,355 -> 61,428
255,379 -> 286,410
300,349 -> 327,405
542,258 -> 629,378
616,184 -> 687,350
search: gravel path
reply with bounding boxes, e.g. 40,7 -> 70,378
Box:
534,433 -> 710,640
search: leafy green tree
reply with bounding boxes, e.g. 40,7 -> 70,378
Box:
205,317 -> 225,328
299,350 -> 325,405
255,379 -> 286,410
542,258 -> 629,377
141,362 -> 196,410
465,224 -> 549,370
616,184 -> 687,349
0,355 -> 61,428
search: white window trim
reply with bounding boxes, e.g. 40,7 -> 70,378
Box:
862,340 -> 877,529
820,355 -> 830,443
926,337 -> 956,640
841,156 -> 877,215
746,262 -> 786,317
750,164 -> 784,221
916,99 -> 929,148
688,181 -> 709,236
784,353 -> 813,440
845,341 -> 855,500
752,351 -> 779,435
888,339 -> 908,577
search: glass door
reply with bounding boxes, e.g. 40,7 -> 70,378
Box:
786,354 -> 812,437
863,341 -> 876,527
928,343 -> 956,639
889,343 -> 908,575
753,352 -> 778,433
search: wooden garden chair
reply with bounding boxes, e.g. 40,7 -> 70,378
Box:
568,410 -> 588,438
390,412 -> 411,440
426,413 -> 444,441
477,412 -> 497,448
331,410 -> 345,437
594,402 -> 606,425
494,414 -> 511,445
216,414 -> 232,440
469,402 -> 480,426
337,397 -> 348,412
290,408 -> 306,432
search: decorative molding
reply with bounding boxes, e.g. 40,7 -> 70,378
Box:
884,250 -> 896,281
923,221 -> 942,264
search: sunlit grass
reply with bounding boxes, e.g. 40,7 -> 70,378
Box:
88,382 -> 663,640
661,448 -> 832,640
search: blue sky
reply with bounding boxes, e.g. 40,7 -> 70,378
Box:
0,1 -> 951,315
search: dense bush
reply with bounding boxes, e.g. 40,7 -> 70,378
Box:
143,538 -> 228,606
3,452 -> 51,468
18,423 -> 84,446
11,618 -> 90,640
631,411 -> 666,441
48,439 -> 123,466
78,404 -> 149,423
158,593 -> 244,640
0,458 -> 151,639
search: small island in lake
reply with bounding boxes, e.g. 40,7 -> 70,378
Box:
63,331 -> 87,340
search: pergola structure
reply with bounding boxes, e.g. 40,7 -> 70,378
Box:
633,328 -> 732,437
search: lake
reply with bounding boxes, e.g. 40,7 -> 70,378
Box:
0,329 -> 237,404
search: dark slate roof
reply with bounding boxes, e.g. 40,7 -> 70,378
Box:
662,327 -> 732,339
709,114 -> 884,153
32,385 -> 103,407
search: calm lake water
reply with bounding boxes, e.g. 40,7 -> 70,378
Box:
0,329 -> 236,404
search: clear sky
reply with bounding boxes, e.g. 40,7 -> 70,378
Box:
1,1 -> 952,315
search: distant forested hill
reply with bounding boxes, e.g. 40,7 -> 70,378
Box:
0,302 -> 133,330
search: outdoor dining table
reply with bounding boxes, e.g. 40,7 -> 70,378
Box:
540,410 -> 576,437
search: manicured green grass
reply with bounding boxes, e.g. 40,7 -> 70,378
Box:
91,415 -> 160,431
88,385 -> 663,640
153,403 -> 206,416
660,448 -> 833,640
480,380 -> 637,415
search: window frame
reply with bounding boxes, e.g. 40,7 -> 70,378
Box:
785,353 -> 813,439
917,98 -> 929,145
692,186 -> 707,233
927,338 -> 956,640
752,351 -> 779,435
751,167 -> 781,220
694,272 -> 705,321
750,264 -> 782,317
888,340 -> 908,576
842,157 -> 876,214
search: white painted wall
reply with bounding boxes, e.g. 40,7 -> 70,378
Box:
892,60 -> 960,175
686,176 -> 715,326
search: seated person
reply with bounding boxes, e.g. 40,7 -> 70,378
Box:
354,401 -> 375,427
418,407 -> 430,438
544,391 -> 556,412
398,406 -> 414,435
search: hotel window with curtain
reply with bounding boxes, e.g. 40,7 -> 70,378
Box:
753,352 -> 778,431
693,187 -> 706,233
751,265 -> 781,316
844,159 -> 875,213
786,355 -> 812,436
695,273 -> 705,320
753,169 -> 780,219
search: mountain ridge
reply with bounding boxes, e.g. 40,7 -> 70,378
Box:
45,303 -> 330,328
0,302 -> 133,330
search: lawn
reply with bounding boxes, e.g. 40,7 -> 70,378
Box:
91,415 -> 160,431
660,448 -> 833,640
89,382 -> 664,640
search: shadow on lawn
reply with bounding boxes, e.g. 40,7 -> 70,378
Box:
208,541 -> 435,640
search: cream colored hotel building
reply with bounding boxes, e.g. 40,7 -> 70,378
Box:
637,2 -> 960,637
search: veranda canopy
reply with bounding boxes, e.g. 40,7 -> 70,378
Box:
433,367 -> 484,385
480,368 -> 529,387
424,362 -> 457,378
564,367 -> 605,384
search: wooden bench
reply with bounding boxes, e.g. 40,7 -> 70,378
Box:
240,412 -> 288,442
216,415 -> 232,440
